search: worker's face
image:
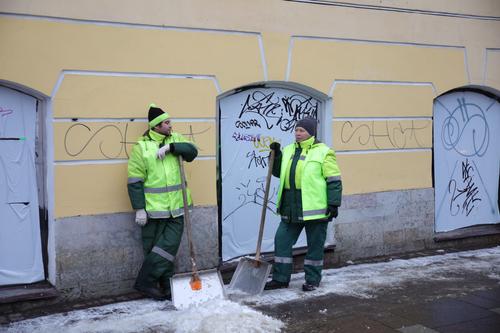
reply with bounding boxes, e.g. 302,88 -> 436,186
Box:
295,127 -> 311,142
154,119 -> 172,136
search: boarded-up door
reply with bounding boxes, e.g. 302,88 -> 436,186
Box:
218,83 -> 332,261
434,90 -> 500,232
0,86 -> 44,285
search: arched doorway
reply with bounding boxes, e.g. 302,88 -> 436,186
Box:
434,88 -> 500,232
217,81 -> 332,261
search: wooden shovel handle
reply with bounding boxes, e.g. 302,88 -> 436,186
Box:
178,156 -> 199,276
255,149 -> 275,261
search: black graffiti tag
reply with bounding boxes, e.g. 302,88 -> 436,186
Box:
246,150 -> 269,169
238,91 -> 318,132
448,158 -> 482,216
235,119 -> 261,129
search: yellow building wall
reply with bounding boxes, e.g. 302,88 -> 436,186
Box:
290,39 -> 467,95
53,75 -> 218,118
55,160 -> 215,217
0,1 -> 499,218
485,49 -> 500,89
338,151 -> 432,195
333,84 -> 435,118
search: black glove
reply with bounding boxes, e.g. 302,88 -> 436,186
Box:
327,205 -> 338,221
269,142 -> 281,153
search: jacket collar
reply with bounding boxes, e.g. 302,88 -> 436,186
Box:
295,136 -> 316,150
148,129 -> 166,142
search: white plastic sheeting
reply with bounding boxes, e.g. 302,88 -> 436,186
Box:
219,85 -> 333,261
0,86 -> 44,285
434,90 -> 500,232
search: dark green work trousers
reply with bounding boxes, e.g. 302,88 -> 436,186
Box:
135,216 -> 184,291
272,220 -> 329,285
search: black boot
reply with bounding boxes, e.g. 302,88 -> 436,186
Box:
135,259 -> 167,300
159,279 -> 172,301
302,282 -> 319,292
264,280 -> 289,290
134,283 -> 168,301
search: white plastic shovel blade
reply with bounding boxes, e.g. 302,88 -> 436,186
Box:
170,269 -> 225,309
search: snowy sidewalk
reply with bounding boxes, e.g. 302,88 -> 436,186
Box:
1,246 -> 500,332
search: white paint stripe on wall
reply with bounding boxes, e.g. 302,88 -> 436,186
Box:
53,118 -> 216,122
54,156 -> 216,165
336,148 -> 431,155
329,80 -> 437,97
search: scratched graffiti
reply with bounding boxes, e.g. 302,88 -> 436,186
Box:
223,177 -> 277,221
434,91 -> 500,232
64,123 -> 125,159
62,122 -> 211,159
340,120 -> 429,149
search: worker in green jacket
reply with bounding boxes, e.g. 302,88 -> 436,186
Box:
264,117 -> 342,292
127,104 -> 198,300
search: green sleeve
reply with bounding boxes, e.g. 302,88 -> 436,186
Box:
128,182 -> 145,210
327,180 -> 342,207
323,149 -> 342,206
127,143 -> 146,209
170,142 -> 198,162
169,133 -> 198,162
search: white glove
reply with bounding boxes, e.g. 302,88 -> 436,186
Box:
156,144 -> 170,159
135,209 -> 147,226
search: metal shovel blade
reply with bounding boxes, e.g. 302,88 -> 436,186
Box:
228,257 -> 272,296
170,269 -> 225,309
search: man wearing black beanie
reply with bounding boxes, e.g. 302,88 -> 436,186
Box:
127,103 -> 198,300
265,116 -> 342,292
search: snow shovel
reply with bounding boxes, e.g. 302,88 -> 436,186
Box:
170,156 -> 225,309
227,150 -> 275,296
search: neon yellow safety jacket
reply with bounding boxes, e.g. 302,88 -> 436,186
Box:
276,136 -> 342,221
127,130 -> 197,218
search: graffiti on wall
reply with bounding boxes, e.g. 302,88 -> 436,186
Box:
339,120 -> 430,149
61,122 -> 212,160
220,87 -> 324,261
434,91 -> 500,232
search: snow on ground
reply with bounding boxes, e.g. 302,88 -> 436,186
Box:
2,246 -> 500,333
0,299 -> 284,333
241,246 -> 500,306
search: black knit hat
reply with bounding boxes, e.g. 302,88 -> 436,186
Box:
148,106 -> 165,123
296,117 -> 317,136
147,104 -> 170,128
